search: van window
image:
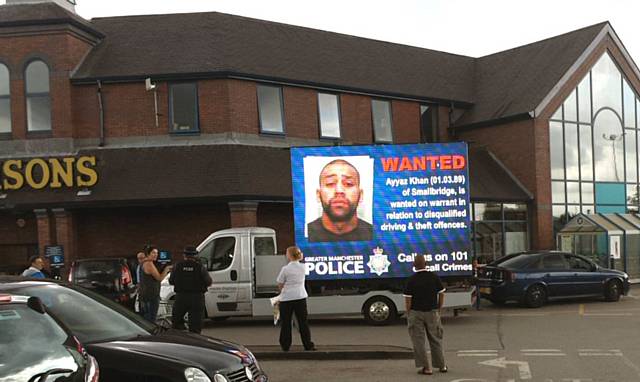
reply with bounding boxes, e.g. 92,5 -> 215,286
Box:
254,237 -> 275,256
199,237 -> 236,271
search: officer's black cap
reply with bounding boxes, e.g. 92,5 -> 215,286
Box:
184,246 -> 198,256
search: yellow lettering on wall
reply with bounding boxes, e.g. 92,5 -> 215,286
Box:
49,157 -> 75,188
76,156 -> 98,187
25,159 -> 51,189
2,160 -> 24,190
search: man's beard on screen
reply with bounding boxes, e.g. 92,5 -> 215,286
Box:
321,196 -> 358,223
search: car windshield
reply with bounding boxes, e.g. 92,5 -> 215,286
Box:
2,283 -> 153,344
495,254 -> 537,269
0,304 -> 79,382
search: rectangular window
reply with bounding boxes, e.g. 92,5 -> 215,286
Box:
549,121 -> 564,179
371,99 -> 393,143
169,83 -> 198,133
420,105 -> 436,143
257,85 -> 285,134
318,93 -> 341,139
579,125 -> 593,181
564,123 -> 579,180
0,98 -> 10,134
625,129 -> 637,182
26,96 -> 51,132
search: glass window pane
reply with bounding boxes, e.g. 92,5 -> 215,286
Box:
594,109 -> 624,181
626,129 -> 637,182
550,121 -> 564,179
563,89 -> 577,122
0,98 -> 10,133
503,203 -> 527,220
627,184 -> 639,212
318,93 -> 341,138
582,204 -> 594,214
565,123 -> 579,180
552,181 -> 565,203
551,105 -> 562,120
553,204 -> 567,235
27,96 -> 51,131
505,222 -> 528,255
170,83 -> 198,132
0,64 -> 9,96
581,182 -> 594,204
420,105 -> 435,143
637,98 -> 640,129
578,74 -> 591,123
592,53 -> 622,116
258,85 -> 284,134
567,182 -> 580,204
623,79 -> 636,128
371,99 -> 393,143
25,61 -> 49,94
473,222 -> 503,262
473,203 -> 501,221
579,124 -> 593,181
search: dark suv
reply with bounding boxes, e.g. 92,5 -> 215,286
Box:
69,257 -> 137,309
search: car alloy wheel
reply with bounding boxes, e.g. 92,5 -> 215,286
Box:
604,280 -> 622,302
525,285 -> 546,308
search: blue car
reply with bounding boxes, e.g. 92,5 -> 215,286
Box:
476,251 -> 630,308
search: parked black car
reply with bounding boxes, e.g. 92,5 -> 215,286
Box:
68,257 -> 137,309
0,293 -> 99,382
476,251 -> 630,308
0,277 -> 268,382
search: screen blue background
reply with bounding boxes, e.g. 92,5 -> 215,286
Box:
291,143 -> 472,280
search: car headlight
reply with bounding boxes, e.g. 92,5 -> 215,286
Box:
184,367 -> 212,382
213,374 -> 230,382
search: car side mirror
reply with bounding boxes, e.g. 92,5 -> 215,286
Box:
27,296 -> 46,314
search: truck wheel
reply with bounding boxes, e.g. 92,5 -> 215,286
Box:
524,284 -> 546,308
363,296 -> 397,326
604,280 -> 622,302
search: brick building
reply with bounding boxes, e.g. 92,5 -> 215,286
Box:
1,0 -> 639,277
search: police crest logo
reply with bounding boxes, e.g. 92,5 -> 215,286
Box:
367,247 -> 391,276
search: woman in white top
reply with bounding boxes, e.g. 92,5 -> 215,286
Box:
276,246 -> 315,351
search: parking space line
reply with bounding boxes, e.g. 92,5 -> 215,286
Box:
579,304 -> 585,315
521,349 -> 565,356
578,349 -> 623,356
582,313 -> 633,316
457,350 -> 499,357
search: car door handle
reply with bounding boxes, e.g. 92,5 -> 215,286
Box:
545,273 -> 551,277
230,270 -> 237,281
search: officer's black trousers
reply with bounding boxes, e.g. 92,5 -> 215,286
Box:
279,298 -> 314,351
172,293 -> 205,334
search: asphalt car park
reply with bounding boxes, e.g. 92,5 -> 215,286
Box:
201,286 -> 640,381
0,277 -> 268,382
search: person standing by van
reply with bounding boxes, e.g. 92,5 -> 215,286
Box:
139,245 -> 172,322
169,246 -> 212,334
276,246 -> 315,351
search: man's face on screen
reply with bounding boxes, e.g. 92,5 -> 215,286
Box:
317,161 -> 362,222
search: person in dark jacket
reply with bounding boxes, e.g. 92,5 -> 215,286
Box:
169,246 -> 213,334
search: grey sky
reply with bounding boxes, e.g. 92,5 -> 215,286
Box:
13,1 -> 640,61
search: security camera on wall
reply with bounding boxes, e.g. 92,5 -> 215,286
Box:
145,78 -> 156,91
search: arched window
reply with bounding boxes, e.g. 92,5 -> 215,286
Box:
0,64 -> 10,134
25,60 -> 51,132
593,109 -> 624,182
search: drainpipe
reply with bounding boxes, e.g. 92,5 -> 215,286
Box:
97,80 -> 105,147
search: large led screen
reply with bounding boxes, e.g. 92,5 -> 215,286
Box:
291,143 -> 472,280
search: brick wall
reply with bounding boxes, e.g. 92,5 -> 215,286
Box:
0,32 -> 93,139
75,204 -> 231,262
257,203 -> 294,254
0,211 -> 38,271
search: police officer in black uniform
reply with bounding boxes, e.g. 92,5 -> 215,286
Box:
169,246 -> 212,334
